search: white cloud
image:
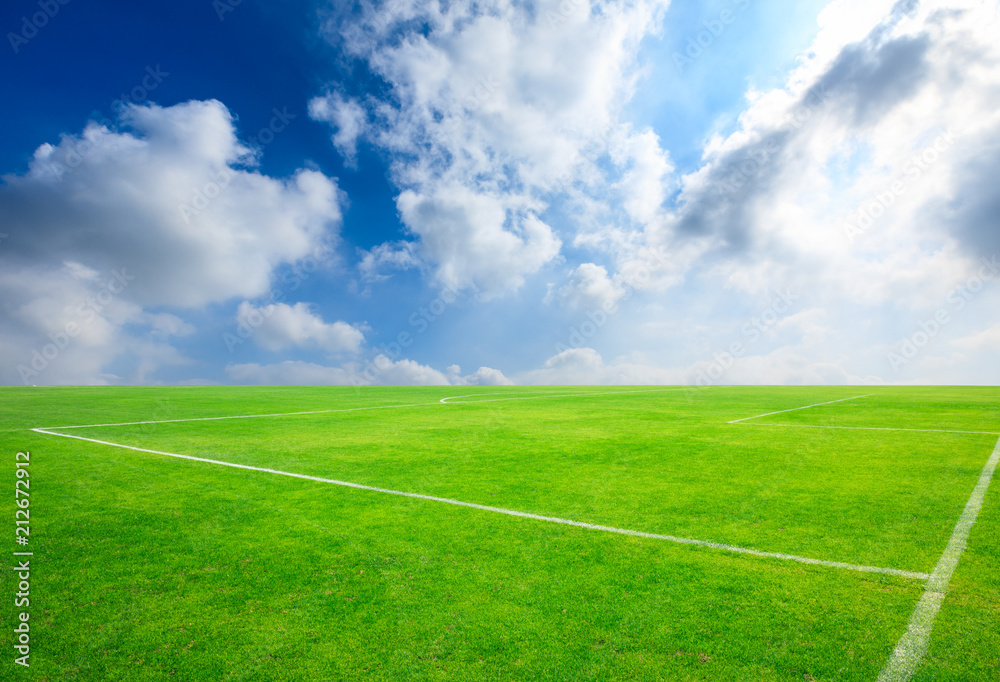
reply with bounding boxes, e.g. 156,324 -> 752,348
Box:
0,263 -> 198,385
144,313 -> 196,340
685,346 -> 879,386
658,0 -> 1000,315
518,345 -> 881,386
951,323 -> 1000,351
464,367 -> 514,385
396,185 -> 560,296
357,240 -> 420,282
319,0 -> 674,297
308,92 -> 367,167
228,357 -> 513,387
226,360 -> 354,385
236,301 -> 365,354
447,364 -> 515,385
1,265 -> 143,385
7,2 -> 1000,388
553,263 -> 627,311
611,128 -> 674,225
1,99 -> 343,308
519,348 -> 684,385
364,354 -> 451,385
583,0 -> 1000,384
0,99 -> 345,383
228,354 -> 452,386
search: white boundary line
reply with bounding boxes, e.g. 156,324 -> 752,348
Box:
727,394 -> 873,423
732,423 -> 1000,436
29,425 -> 930,581
877,434 -> 1000,681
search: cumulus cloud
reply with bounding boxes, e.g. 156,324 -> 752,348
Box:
519,348 -> 683,385
318,0 -> 674,297
308,91 -> 367,167
8,1 -> 1000,387
514,0 -> 999,386
657,0 -> 1000,314
518,345 -> 880,386
144,313 -> 196,340
395,186 -> 561,296
368,355 -> 452,385
0,100 -> 345,383
228,354 -> 452,386
951,323 -> 1000,351
685,346 -> 879,386
226,360 -> 354,385
611,128 -> 674,226
228,357 -> 514,386
446,364 -> 515,385
553,263 -> 627,312
1,100 -> 343,308
357,240 -> 421,282
2,263 -> 150,384
464,367 -> 514,385
236,301 -> 365,354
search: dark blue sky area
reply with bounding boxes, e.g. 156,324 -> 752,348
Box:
0,0 -> 403,250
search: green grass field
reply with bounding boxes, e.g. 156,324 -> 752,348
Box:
2,386 -> 998,680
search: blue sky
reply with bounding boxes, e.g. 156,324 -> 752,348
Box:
2,0 -> 999,386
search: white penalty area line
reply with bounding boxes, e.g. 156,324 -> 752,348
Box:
727,394 -> 874,424
30,425 -> 929,582
728,393 -> 997,435
878,434 -> 1000,681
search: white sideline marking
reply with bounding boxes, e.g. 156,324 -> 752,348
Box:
877,434 -> 1000,681
440,387 -> 701,404
727,394 -> 873,424
733,423 -> 1000,436
31,426 -> 929,581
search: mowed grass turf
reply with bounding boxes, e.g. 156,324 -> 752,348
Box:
2,385 -> 998,680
